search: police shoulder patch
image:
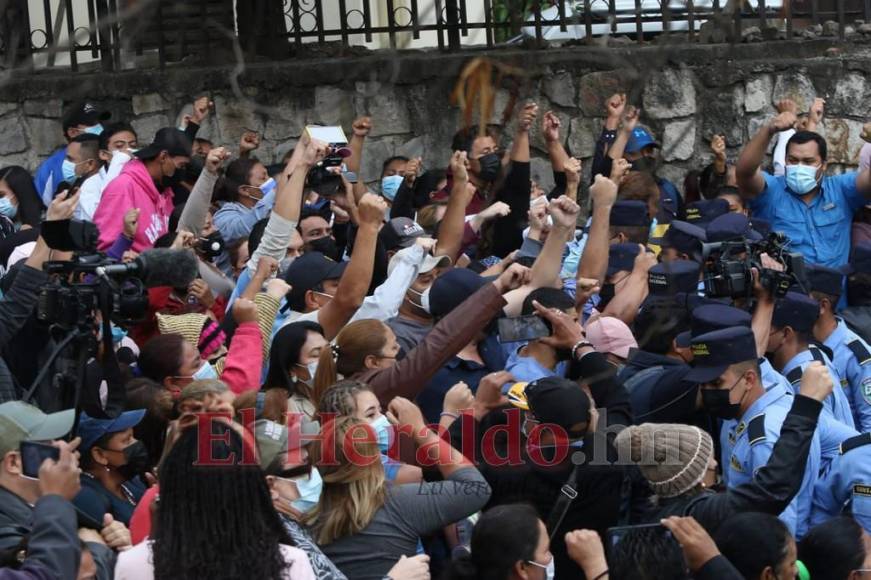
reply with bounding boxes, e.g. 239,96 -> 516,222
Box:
848,340 -> 871,366
854,484 -> 871,497
840,433 -> 871,455
786,367 -> 803,385
729,454 -> 744,473
863,377 -> 871,406
747,414 -> 766,446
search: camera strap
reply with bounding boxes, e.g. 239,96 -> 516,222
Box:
546,463 -> 581,540
95,280 -> 125,419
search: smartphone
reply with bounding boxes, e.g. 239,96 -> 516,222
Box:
497,315 -> 551,343
19,441 -> 59,480
606,524 -> 675,558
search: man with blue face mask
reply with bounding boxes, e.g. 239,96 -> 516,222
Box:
34,101 -> 110,206
737,107 -> 871,269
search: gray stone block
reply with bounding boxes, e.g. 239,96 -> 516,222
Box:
23,99 -> 61,118
132,93 -> 169,116
662,119 -> 696,162
744,76 -> 772,113
567,117 -> 601,159
355,82 -> 411,137
25,117 -> 65,156
0,114 -> 28,155
643,68 -> 697,120
542,71 -> 577,109
577,71 -> 629,117
131,113 -> 172,144
313,86 -> 354,127
829,72 -> 871,118
772,73 -> 816,112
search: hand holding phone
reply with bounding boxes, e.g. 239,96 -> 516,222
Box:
497,315 -> 552,343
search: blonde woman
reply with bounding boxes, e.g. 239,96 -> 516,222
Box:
310,398 -> 491,580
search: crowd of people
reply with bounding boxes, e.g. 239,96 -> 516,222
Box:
0,86 -> 870,580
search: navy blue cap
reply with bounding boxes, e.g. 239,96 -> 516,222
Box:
648,260 -> 701,296
429,267 -> 487,318
526,376 -> 591,433
607,243 -> 643,276
78,410 -> 145,451
662,220 -> 707,256
676,304 -> 751,348
609,200 -> 650,228
750,217 -> 771,238
772,291 -> 820,333
625,127 -> 660,154
851,242 -> 871,274
806,264 -> 844,298
284,251 -> 348,307
685,199 -> 729,227
686,326 -> 758,384
706,212 -> 763,243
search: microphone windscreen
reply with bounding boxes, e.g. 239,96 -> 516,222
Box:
139,248 -> 199,288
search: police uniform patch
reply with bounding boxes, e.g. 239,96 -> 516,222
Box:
848,340 -> 871,366
863,377 -> 871,405
747,414 -> 766,446
853,484 -> 871,497
730,454 -> 744,473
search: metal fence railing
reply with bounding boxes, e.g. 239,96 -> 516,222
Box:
0,0 -> 865,74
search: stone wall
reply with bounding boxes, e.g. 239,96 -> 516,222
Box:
2,38 -> 871,197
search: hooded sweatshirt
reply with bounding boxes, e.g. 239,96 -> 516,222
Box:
93,159 -> 173,252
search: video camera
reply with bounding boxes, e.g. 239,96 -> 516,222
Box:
304,125 -> 352,196
702,232 -> 806,300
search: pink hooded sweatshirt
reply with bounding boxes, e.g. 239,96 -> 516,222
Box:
93,158 -> 173,252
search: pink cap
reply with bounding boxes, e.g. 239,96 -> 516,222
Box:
585,316 -> 637,359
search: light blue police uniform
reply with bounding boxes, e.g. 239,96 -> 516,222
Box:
752,172 -> 868,268
811,433 -> 871,533
782,347 -> 855,429
720,381 -> 821,538
824,318 -> 871,432
760,357 -> 858,470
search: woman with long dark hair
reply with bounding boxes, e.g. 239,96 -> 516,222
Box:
262,320 -> 327,420
114,420 -> 316,580
212,157 -> 275,247
0,166 -> 45,268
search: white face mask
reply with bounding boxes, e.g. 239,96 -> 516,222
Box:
527,556 -> 555,580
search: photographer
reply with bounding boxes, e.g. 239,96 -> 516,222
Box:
0,192 -> 79,402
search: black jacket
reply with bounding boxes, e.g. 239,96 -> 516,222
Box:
0,264 -> 48,403
0,487 -> 114,580
644,394 -> 822,535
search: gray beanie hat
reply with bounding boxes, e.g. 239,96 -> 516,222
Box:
615,423 -> 714,498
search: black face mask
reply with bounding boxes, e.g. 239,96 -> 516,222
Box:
631,156 -> 659,175
161,171 -> 183,190
700,388 -> 742,420
104,440 -> 150,481
598,283 -> 616,310
308,235 -> 342,262
198,231 -> 225,261
477,153 -> 502,183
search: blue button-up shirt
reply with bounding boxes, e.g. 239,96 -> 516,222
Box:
760,357 -> 857,471
782,349 -> 855,429
720,382 -> 820,538
824,318 -> 871,432
750,171 -> 867,267
505,345 -> 568,383
812,439 -> 871,533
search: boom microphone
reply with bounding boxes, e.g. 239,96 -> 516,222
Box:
95,248 -> 199,288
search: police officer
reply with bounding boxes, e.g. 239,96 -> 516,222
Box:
687,326 -> 821,538
842,242 -> 871,339
647,260 -> 702,297
809,264 -> 871,432
811,432 -> 871,533
659,220 -> 706,264
765,291 -> 855,429
609,199 -> 651,245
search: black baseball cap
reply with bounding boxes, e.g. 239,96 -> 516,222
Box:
525,377 -> 591,435
379,218 -> 425,252
675,303 -> 751,348
428,267 -> 487,318
609,200 -> 650,227
686,326 -> 757,384
283,252 -> 348,308
134,127 -> 193,160
607,243 -> 643,276
62,101 -> 111,131
648,260 -> 701,296
772,291 -> 820,333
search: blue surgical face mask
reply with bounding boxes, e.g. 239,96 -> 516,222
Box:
381,175 -> 404,202
259,177 -> 277,197
369,414 -> 392,454
61,159 -> 78,184
0,197 -> 17,220
785,164 -> 821,195
192,361 -> 218,381
111,324 -> 128,345
84,124 -> 104,136
289,467 -> 323,514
